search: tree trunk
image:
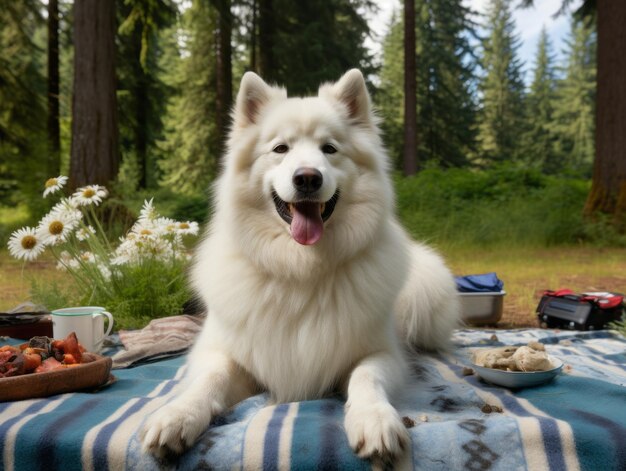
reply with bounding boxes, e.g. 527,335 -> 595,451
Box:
136,68 -> 149,188
258,0 -> 275,82
584,1 -> 626,228
131,24 -> 149,189
250,0 -> 257,72
70,0 -> 119,189
403,0 -> 418,176
47,0 -> 60,177
214,0 -> 233,161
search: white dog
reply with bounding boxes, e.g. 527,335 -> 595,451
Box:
140,69 -> 460,463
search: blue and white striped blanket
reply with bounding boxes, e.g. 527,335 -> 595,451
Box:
1,329 -> 625,470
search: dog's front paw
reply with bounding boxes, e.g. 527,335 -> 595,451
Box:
140,402 -> 210,458
344,401 -> 410,464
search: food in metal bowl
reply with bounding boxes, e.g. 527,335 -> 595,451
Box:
472,341 -> 554,372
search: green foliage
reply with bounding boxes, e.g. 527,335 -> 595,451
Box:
578,213 -> 626,247
30,257 -> 192,331
552,18 -> 596,175
395,165 -> 600,247
157,1 -> 220,196
521,28 -> 561,173
115,185 -> 211,226
0,204 -> 31,245
377,0 -> 477,168
100,258 -> 190,330
117,0 -> 177,190
376,10 -> 405,167
0,2 -> 48,211
259,0 -> 376,95
475,0 -> 526,164
119,0 -> 177,70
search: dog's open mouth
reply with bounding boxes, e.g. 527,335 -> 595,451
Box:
272,190 -> 340,245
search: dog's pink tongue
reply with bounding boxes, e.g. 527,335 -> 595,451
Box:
290,202 -> 323,245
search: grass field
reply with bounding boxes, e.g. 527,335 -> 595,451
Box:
0,253 -> 66,312
2,246 -> 625,328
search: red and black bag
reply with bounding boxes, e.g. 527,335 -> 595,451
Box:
537,289 -> 624,331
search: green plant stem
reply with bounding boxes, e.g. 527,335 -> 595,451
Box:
88,205 -> 113,252
48,247 -> 92,295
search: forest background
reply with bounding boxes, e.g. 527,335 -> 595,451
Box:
1,0 -> 625,327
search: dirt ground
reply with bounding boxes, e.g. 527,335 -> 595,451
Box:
495,274 -> 626,328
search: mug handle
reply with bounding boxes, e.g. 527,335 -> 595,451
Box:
93,311 -> 114,348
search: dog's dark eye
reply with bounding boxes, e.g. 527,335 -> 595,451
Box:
322,144 -> 337,154
273,144 -> 289,154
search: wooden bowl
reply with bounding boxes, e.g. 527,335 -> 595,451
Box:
0,355 -> 113,402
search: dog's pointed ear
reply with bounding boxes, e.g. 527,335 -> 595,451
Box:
233,72 -> 286,128
320,69 -> 372,125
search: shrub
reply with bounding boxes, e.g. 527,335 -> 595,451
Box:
394,165 -> 609,248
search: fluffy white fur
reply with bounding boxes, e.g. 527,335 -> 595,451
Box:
140,69 -> 460,463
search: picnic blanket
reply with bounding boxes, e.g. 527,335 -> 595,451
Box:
110,315 -> 204,368
1,328 -> 625,470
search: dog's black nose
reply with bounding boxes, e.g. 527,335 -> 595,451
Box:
293,167 -> 323,193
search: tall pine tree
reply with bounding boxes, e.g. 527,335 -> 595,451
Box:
254,0 -> 374,95
117,0 -> 177,190
158,0 -> 220,195
377,10 -> 405,168
419,0 -> 477,167
522,27 -> 559,172
476,0 -> 525,164
552,18 -> 596,174
0,1 -> 47,204
378,0 -> 477,169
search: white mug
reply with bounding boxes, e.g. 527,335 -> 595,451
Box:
51,306 -> 114,353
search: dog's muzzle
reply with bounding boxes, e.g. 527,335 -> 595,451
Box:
272,186 -> 339,246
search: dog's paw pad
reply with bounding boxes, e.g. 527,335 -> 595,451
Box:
140,403 -> 209,458
344,402 -> 410,462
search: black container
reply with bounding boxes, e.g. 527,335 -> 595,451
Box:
537,292 -> 624,331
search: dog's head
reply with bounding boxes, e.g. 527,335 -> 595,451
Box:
216,70 -> 395,274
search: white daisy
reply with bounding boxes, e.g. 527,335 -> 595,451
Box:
78,251 -> 96,263
76,225 -> 96,241
7,227 -> 46,261
56,251 -> 79,270
176,221 -> 199,236
138,198 -> 159,223
110,253 -> 130,266
132,223 -> 158,240
43,175 -> 68,198
37,212 -> 78,245
156,217 -> 178,236
72,185 -> 108,206
132,214 -> 171,241
110,239 -> 137,266
50,199 -> 83,223
145,238 -> 173,261
172,249 -> 191,262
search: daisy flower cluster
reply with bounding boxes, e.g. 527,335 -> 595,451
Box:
7,175 -> 199,282
8,178 -> 108,261
110,199 -> 198,266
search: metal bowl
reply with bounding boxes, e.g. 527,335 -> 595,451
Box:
471,356 -> 564,388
